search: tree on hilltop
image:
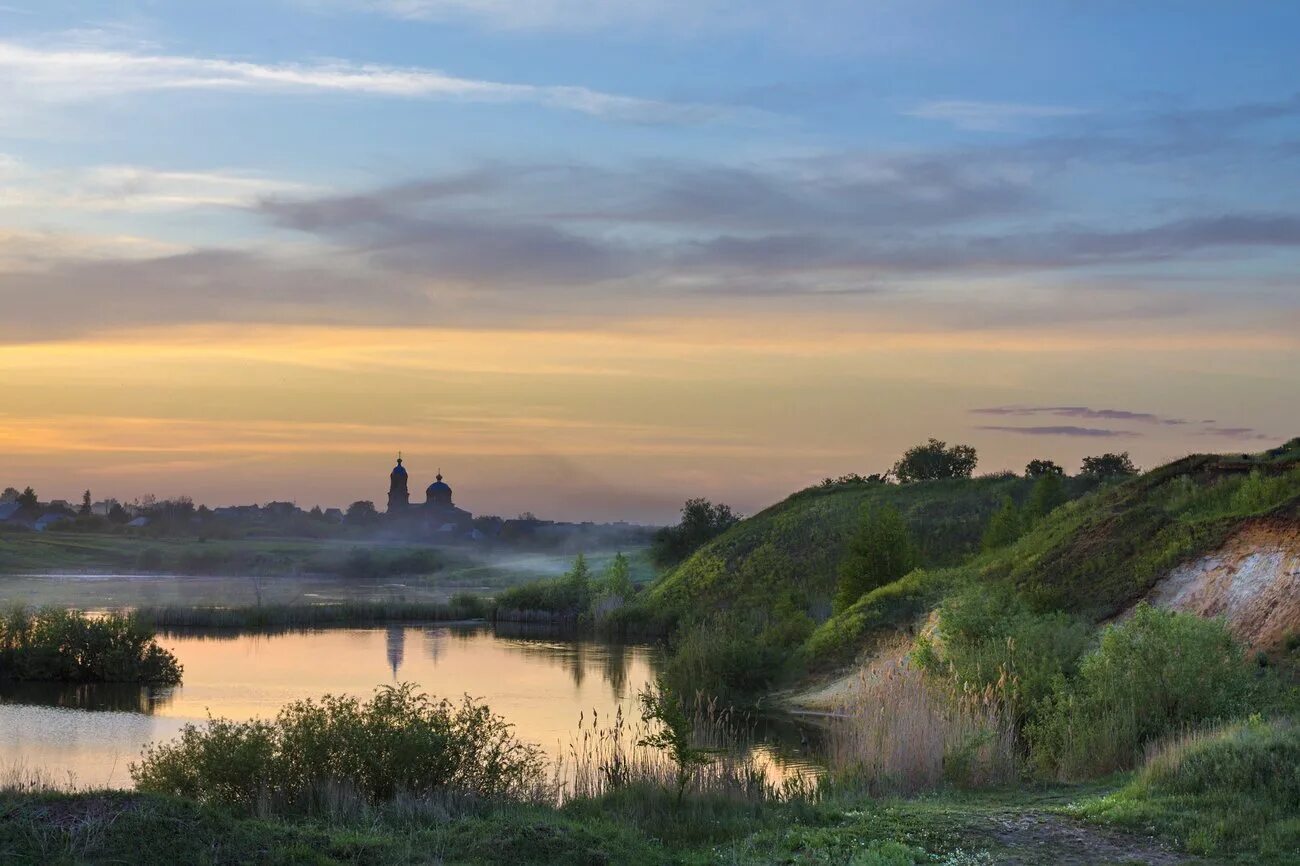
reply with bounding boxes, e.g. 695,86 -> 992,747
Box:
1025,459 -> 1065,478
893,439 -> 978,483
1080,452 -> 1138,479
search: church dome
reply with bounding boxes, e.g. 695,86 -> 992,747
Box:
391,458 -> 407,477
426,472 -> 452,504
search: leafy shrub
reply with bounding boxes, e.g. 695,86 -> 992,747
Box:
131,683 -> 548,814
1028,605 -> 1252,779
661,613 -> 795,706
494,554 -> 594,616
914,585 -> 1090,726
0,607 -> 182,684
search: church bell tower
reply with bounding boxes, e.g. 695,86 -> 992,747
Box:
387,453 -> 410,512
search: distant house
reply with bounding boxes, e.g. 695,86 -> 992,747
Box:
127,516 -> 151,528
34,513 -> 69,532
323,508 -> 345,523
91,499 -> 120,517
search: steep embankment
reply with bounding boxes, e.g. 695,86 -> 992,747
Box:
648,474 -> 1078,619
805,441 -> 1300,668
1142,518 -> 1300,651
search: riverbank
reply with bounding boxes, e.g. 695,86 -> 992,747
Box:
0,781 -> 1215,866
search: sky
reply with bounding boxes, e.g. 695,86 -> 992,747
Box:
1,1 -> 1298,522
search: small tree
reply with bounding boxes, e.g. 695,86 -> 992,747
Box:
600,552 -> 634,599
833,505 -> 917,613
982,496 -> 1024,550
1024,459 -> 1065,478
566,553 -> 593,607
16,487 -> 37,509
345,500 -> 379,525
637,678 -> 710,805
1026,472 -> 1068,521
1079,452 -> 1138,479
80,490 -> 92,516
892,439 -> 978,483
651,498 -> 741,566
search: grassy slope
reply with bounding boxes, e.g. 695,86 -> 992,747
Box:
807,441 -> 1300,666
647,474 -> 1059,619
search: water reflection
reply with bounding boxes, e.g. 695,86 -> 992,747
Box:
0,681 -> 175,714
385,625 -> 405,679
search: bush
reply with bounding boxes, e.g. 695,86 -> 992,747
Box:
661,613 -> 793,707
914,585 -> 1090,726
0,607 -> 182,684
131,683 -> 548,815
1028,605 -> 1253,779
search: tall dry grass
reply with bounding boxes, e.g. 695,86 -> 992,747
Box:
824,642 -> 1019,794
556,699 -> 815,805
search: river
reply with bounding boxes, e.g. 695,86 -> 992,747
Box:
0,624 -> 819,790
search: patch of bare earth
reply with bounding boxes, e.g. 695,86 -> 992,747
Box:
1143,519 -> 1300,651
980,812 -> 1201,865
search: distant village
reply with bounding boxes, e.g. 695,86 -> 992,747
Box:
0,455 -> 653,551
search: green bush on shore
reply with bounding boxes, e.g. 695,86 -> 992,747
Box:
131,683 -> 548,814
0,606 -> 182,684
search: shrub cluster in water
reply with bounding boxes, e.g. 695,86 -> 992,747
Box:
0,607 -> 182,684
131,683 -> 548,814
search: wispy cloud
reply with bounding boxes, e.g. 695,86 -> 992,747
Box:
971,407 -> 1274,442
906,100 -> 1086,131
972,405 -> 1182,424
0,39 -> 727,124
975,425 -> 1128,437
0,155 -> 314,212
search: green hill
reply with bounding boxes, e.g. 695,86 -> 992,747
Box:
638,440 -> 1300,703
807,440 -> 1300,665
648,473 -> 1090,621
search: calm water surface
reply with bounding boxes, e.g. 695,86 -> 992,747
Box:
0,625 -> 818,789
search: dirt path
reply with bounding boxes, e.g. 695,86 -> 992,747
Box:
977,812 -> 1203,866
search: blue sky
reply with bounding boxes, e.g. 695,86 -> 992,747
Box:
1,1 -> 1298,519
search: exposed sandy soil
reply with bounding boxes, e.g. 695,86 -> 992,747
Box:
1143,519 -> 1300,651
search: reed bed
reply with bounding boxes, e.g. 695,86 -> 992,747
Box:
133,597 -> 488,631
556,698 -> 816,805
824,647 -> 1019,795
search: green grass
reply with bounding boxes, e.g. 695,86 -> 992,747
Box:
0,782 -> 1167,866
1072,716 -> 1300,864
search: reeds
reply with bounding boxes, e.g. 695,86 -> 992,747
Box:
556,697 -> 816,805
823,643 -> 1019,794
134,598 -> 487,631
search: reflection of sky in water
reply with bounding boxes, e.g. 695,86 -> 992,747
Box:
0,625 -> 659,789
